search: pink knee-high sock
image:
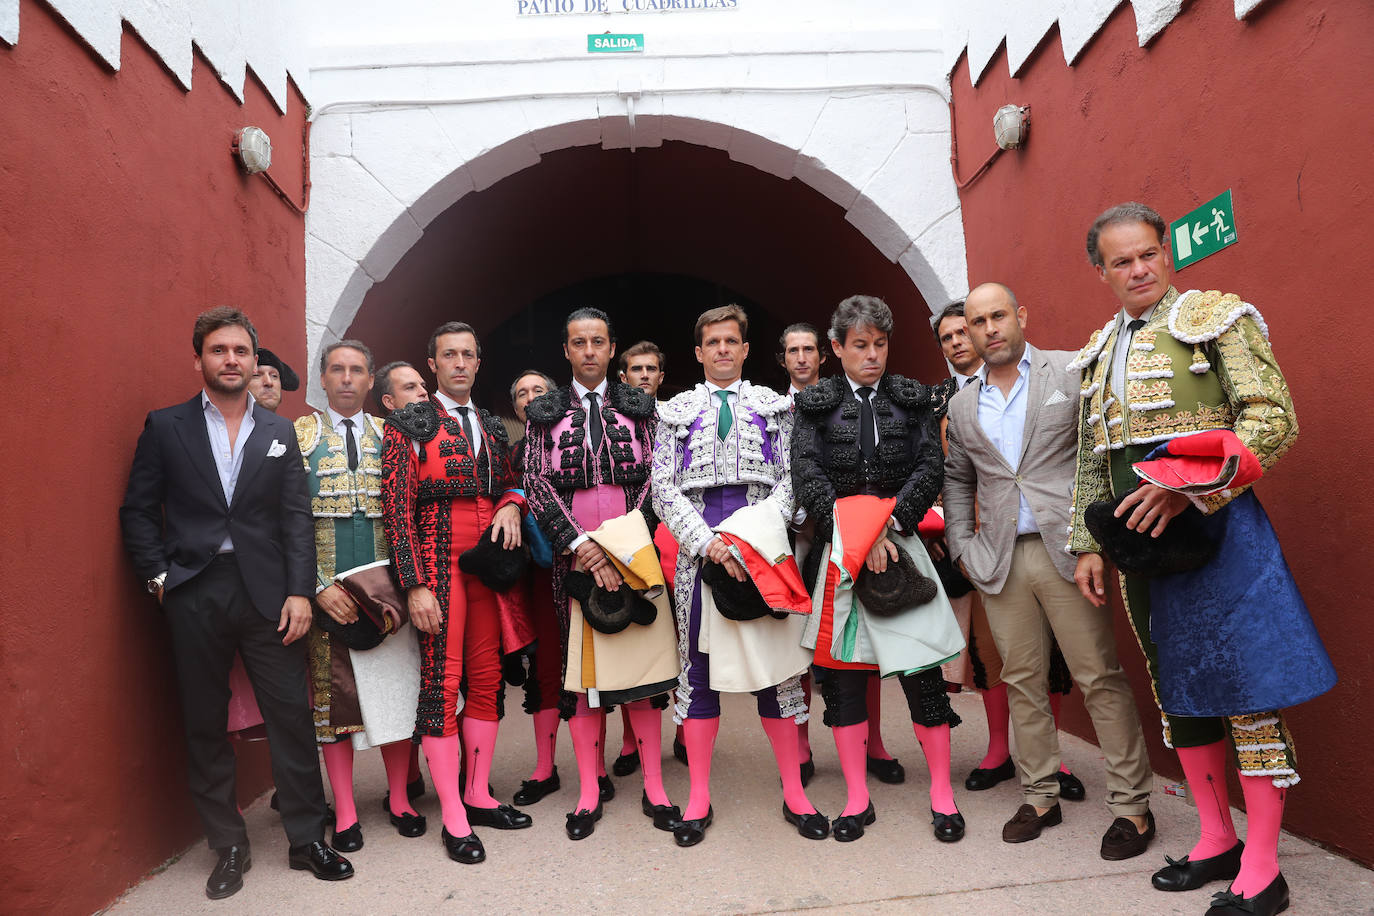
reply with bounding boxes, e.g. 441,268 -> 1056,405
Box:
1176,741 -> 1239,861
798,675 -> 813,761
1233,776 -> 1285,896
866,676 -> 894,760
421,734 -> 472,836
682,717 -> 720,820
461,717 -> 501,808
529,708 -> 561,781
761,716 -> 816,814
321,740 -> 357,831
1048,691 -> 1072,775
407,741 -> 422,783
381,740 -> 418,817
914,723 -> 958,816
980,683 -> 1011,769
619,705 -> 638,756
627,700 -> 669,806
832,722 -> 870,816
569,711 -> 605,813
596,713 -> 609,778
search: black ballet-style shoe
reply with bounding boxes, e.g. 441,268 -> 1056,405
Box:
642,791 -> 682,831
388,809 -> 427,838
931,808 -> 965,843
964,758 -> 1015,791
512,768 -> 561,806
565,802 -> 604,841
1205,872 -> 1289,916
832,802 -> 876,842
331,822 -> 363,853
782,803 -> 830,840
206,844 -> 250,899
800,755 -> 816,787
673,806 -> 714,847
464,802 -> 533,830
1152,841 -> 1245,892
598,774 -> 616,802
612,749 -> 641,777
441,827 -> 485,864
866,755 -> 906,785
1057,770 -> 1087,802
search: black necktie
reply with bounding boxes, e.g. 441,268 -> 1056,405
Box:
456,405 -> 475,450
857,386 -> 876,460
1127,317 -> 1146,339
342,418 -> 358,471
586,392 -> 604,452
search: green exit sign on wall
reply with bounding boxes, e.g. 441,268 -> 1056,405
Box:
588,33 -> 644,53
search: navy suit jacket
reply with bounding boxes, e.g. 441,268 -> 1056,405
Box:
119,394 -> 316,619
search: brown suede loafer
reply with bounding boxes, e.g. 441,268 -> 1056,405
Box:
1101,810 -> 1156,860
1002,803 -> 1062,843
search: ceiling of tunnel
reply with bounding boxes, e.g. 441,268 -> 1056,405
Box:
347,140 -> 948,414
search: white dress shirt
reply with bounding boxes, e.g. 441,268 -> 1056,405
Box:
974,344 -> 1038,536
1108,302 -> 1158,405
202,390 -> 256,551
567,377 -> 610,551
845,374 -> 881,442
434,390 -> 482,460
326,406 -> 365,448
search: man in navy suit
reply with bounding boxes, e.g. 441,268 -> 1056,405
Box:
120,308 -> 354,899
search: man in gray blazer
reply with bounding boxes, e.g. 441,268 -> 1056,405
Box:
943,282 -> 1154,860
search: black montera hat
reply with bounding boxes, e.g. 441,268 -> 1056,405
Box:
1084,494 -> 1215,578
854,542 -> 939,617
458,524 -> 529,592
256,347 -> 300,391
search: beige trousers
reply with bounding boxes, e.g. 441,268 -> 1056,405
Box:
980,535 -> 1152,816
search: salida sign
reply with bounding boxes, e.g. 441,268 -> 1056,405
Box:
517,0 -> 738,15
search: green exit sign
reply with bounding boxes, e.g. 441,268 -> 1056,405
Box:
1170,190 -> 1238,269
588,33 -> 644,53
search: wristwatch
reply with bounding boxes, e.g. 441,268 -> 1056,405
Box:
145,572 -> 167,594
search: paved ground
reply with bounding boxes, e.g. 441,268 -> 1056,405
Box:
109,687 -> 1372,915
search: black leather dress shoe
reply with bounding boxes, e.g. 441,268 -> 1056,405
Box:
389,809 -> 427,838
1205,872 -> 1289,916
612,749 -> 641,776
931,808 -> 966,843
465,803 -> 533,830
441,827 -> 485,864
1152,841 -> 1245,891
1057,770 -> 1086,802
287,841 -> 354,881
782,803 -> 830,840
673,738 -> 689,765
965,758 -> 1015,791
832,802 -> 876,842
799,756 -> 816,787
598,774 -> 616,802
1100,810 -> 1156,860
642,791 -> 682,831
206,844 -> 250,900
867,756 -> 906,785
331,822 -> 363,853
513,768 -> 561,806
673,806 -> 714,847
565,803 -> 603,840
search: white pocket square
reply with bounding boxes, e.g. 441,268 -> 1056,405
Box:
1044,389 -> 1070,406
266,439 -> 287,458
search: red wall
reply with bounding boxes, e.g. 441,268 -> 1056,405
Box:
0,3 -> 310,911
950,0 -> 1374,865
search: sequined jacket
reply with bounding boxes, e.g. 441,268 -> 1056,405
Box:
294,411 -> 390,589
651,382 -> 795,561
380,399 -> 525,592
522,381 -> 657,553
1067,288 -> 1298,554
792,373 -> 954,543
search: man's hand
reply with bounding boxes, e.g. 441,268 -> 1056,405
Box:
492,503 -> 523,549
575,540 -> 623,591
407,585 -> 443,635
866,537 -> 899,574
926,538 -> 947,562
704,536 -> 748,582
1115,483 -> 1190,537
1074,553 -> 1107,607
278,596 -> 313,645
316,583 -> 360,625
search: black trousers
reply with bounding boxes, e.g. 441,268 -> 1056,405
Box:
162,555 -> 327,849
818,666 -> 962,729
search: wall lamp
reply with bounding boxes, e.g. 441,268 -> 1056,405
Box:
993,104 -> 1030,150
232,126 -> 273,174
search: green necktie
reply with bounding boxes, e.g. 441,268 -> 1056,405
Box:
715,390 -> 733,440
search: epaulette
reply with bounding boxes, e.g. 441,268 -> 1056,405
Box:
1167,289 -> 1270,345
365,414 -> 386,440
480,409 -> 510,443
608,380 -> 655,419
881,373 -> 930,408
385,399 -> 441,441
794,375 -> 845,415
656,388 -> 703,428
739,381 -> 791,417
293,412 -> 322,453
525,386 -> 572,427
1067,320 -> 1115,371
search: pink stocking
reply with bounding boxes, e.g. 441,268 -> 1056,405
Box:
596,712 -> 608,778
407,742 -> 422,783
1048,691 -> 1072,775
619,705 -> 638,756
866,676 -> 893,760
528,709 -> 560,782
1233,776 -> 1285,896
421,734 -> 472,836
913,723 -> 958,816
832,722 -> 870,816
682,717 -> 720,820
627,700 -> 669,806
381,741 -> 418,817
569,710 -> 605,813
321,740 -> 357,831
461,717 -> 501,808
1176,741 -> 1239,861
761,716 -> 816,814
980,683 -> 1012,768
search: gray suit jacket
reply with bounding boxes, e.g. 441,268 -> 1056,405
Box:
943,347 -> 1082,595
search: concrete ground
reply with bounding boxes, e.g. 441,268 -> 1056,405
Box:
109,686 -> 1372,915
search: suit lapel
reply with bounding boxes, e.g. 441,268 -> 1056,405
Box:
959,378 -> 1015,474
1018,349 -> 1050,464
230,408 -> 273,509
174,395 -> 229,509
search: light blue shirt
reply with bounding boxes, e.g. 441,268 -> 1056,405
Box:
975,345 -> 1038,536
201,390 -> 257,551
